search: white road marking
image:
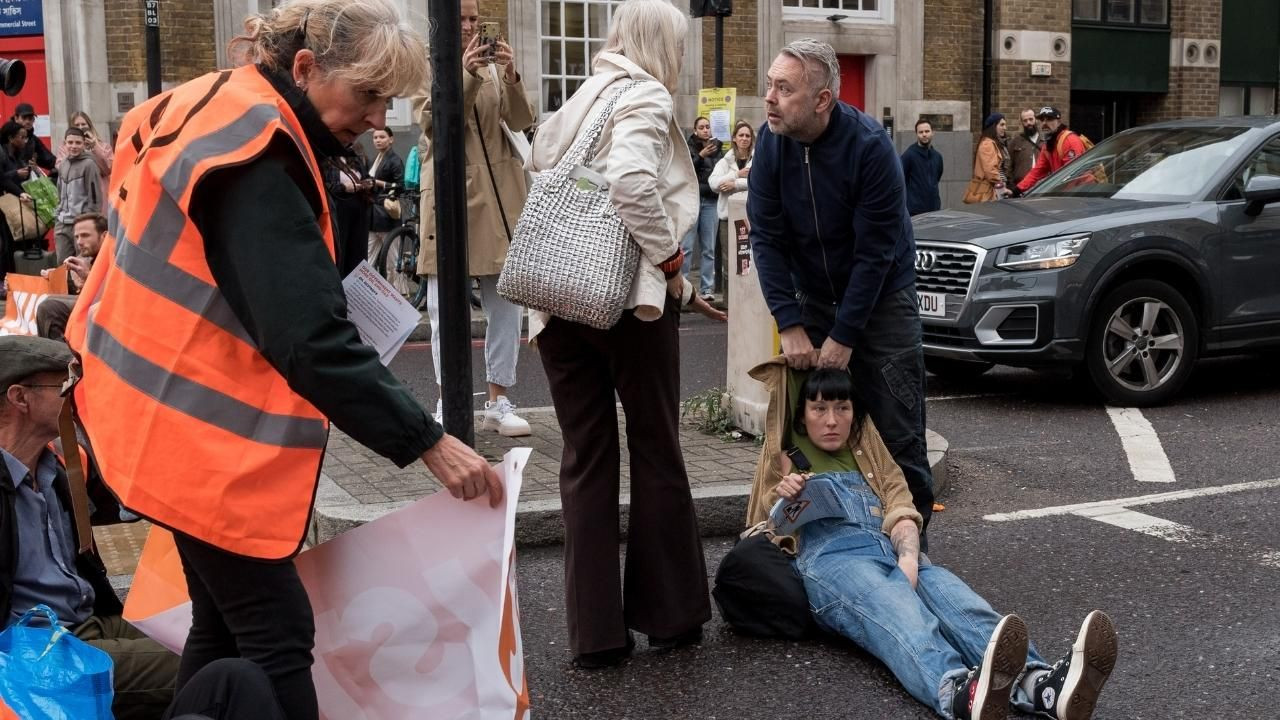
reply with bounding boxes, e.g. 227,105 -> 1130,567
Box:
1105,406 -> 1176,483
983,477 -> 1280,522
987,483 -> 1280,570
928,392 -> 1014,401
1071,507 -> 1201,542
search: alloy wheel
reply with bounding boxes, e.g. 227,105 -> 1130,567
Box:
1101,296 -> 1185,393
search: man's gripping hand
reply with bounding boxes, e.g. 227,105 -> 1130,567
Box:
780,326 -> 819,369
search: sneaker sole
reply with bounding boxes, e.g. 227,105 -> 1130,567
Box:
972,614 -> 1028,720
1057,610 -> 1118,720
483,415 -> 532,437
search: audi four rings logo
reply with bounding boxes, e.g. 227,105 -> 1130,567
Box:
916,250 -> 938,271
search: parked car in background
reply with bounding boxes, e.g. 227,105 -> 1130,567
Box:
912,116 -> 1280,406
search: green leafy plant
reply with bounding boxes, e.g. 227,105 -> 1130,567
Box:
681,388 -> 750,442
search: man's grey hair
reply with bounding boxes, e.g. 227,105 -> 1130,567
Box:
780,38 -> 841,99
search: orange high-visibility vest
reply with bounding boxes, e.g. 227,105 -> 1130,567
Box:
65,66 -> 335,560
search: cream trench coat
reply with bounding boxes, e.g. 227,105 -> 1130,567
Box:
525,52 -> 697,337
411,64 -> 536,277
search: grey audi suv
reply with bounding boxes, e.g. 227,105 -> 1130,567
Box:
912,116 -> 1280,406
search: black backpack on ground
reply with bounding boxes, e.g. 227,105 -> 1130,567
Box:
712,528 -> 819,640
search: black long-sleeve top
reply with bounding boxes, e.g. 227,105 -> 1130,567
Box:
187,66 -> 442,466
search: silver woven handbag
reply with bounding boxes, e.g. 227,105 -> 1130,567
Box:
497,81 -> 643,330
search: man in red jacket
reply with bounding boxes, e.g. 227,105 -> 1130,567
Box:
1015,106 -> 1087,194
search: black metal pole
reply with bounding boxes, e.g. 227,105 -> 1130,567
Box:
714,14 -> 724,88
428,0 -> 474,445
144,0 -> 161,98
981,0 -> 993,122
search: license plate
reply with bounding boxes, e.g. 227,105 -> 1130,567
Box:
917,291 -> 946,317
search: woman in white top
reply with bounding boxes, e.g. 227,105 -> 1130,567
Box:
527,0 -> 724,670
708,120 -> 754,220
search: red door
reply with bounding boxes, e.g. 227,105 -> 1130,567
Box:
837,55 -> 866,110
0,35 -> 49,146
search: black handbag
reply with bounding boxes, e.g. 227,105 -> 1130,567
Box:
712,527 -> 819,640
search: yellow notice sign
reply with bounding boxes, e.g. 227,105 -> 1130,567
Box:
697,87 -> 737,144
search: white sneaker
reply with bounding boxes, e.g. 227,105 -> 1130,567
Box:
483,395 -> 531,437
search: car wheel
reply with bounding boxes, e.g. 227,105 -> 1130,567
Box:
924,356 -> 995,379
1086,279 -> 1199,407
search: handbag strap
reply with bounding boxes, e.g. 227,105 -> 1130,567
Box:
475,106 -> 514,244
560,79 -> 644,170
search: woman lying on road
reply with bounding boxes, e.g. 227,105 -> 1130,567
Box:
748,363 -> 1118,720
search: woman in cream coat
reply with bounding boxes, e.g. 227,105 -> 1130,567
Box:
527,0 -> 724,669
708,120 -> 754,220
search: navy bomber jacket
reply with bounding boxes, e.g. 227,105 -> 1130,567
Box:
747,102 -> 917,346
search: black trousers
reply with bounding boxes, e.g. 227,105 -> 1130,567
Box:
164,658 -> 286,720
172,532 -> 317,720
537,298 -> 712,655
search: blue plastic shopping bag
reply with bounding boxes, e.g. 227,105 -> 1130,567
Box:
0,604 -> 114,719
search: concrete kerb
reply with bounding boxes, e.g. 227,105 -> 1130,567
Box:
310,429 -> 950,548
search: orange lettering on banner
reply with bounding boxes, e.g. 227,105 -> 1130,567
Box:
0,269 -> 70,336
498,547 -> 531,718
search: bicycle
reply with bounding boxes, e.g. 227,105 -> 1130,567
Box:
374,185 -> 429,308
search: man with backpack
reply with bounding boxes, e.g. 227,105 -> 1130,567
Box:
1013,106 -> 1089,195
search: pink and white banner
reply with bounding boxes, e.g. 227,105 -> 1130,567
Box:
124,449 -> 531,720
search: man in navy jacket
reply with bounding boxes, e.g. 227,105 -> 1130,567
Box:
748,38 -> 935,533
900,118 -> 944,216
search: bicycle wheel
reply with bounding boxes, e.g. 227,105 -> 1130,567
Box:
377,225 -> 421,296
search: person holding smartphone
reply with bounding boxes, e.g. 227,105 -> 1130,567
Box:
684,116 -> 722,302
411,0 -> 537,437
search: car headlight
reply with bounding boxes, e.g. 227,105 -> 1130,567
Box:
996,233 -> 1091,271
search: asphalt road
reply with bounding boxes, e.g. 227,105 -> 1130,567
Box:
501,331 -> 1280,719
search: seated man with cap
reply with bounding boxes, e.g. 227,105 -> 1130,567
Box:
1013,106 -> 1088,195
0,335 -> 178,720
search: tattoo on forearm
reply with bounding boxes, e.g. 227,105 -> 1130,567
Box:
891,523 -> 920,559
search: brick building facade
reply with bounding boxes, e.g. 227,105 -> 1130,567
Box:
34,1 -> 1278,207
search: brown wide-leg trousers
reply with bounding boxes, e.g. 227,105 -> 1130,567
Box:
537,298 -> 712,655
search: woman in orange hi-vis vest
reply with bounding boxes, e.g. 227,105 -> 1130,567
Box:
64,1 -> 503,718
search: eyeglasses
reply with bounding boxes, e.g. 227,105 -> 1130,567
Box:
16,384 -> 63,390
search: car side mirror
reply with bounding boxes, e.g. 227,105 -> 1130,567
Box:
1244,174 -> 1280,217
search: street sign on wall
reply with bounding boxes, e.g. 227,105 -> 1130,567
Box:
0,0 -> 42,37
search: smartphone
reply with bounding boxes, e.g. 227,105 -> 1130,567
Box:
478,22 -> 500,59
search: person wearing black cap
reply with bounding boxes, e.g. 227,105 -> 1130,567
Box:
0,335 -> 180,720
963,113 -> 1011,203
9,102 -> 56,175
1014,106 -> 1086,194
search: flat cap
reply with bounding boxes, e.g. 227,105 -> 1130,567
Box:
12,103 -> 33,117
0,335 -> 71,391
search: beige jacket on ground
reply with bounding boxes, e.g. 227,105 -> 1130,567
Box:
412,64 -> 536,277
745,357 -> 924,542
526,52 -> 696,338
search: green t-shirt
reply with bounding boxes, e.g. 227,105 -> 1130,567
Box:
785,370 -> 858,475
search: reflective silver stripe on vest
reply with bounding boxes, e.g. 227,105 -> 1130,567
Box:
108,206 -> 256,347
85,321 -> 328,450
145,103 -> 284,259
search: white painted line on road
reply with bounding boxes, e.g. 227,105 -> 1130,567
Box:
983,477 -> 1280,522
929,392 -> 1015,401
1106,406 -> 1176,483
1071,507 -> 1200,542
1072,507 -> 1280,569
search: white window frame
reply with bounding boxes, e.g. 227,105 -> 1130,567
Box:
537,0 -> 625,116
781,0 -> 892,24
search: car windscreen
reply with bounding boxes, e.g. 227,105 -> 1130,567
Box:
1028,127 -> 1252,201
